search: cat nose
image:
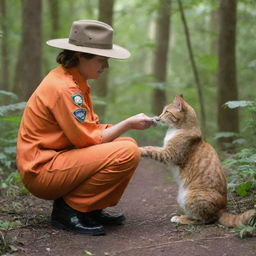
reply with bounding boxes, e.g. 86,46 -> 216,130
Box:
154,116 -> 161,121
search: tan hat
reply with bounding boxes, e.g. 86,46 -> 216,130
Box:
46,20 -> 130,59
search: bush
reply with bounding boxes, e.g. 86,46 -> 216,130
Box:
220,100 -> 256,238
220,100 -> 256,196
0,91 -> 26,193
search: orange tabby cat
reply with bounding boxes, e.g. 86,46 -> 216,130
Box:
140,95 -> 255,227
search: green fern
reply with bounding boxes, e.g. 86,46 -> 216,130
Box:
231,214 -> 256,239
0,91 -> 25,191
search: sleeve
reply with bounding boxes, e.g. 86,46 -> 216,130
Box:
51,88 -> 104,148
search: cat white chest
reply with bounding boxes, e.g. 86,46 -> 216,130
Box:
177,180 -> 188,210
163,128 -> 179,147
167,160 -> 187,211
164,128 -> 187,210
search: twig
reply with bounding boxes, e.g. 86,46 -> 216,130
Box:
177,0 -> 206,136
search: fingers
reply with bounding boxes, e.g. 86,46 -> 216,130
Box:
144,115 -> 159,125
140,114 -> 158,129
127,113 -> 159,130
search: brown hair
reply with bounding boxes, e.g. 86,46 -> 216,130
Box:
56,50 -> 95,68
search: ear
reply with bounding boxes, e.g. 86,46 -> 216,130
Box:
174,95 -> 185,112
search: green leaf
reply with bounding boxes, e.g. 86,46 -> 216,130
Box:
248,214 -> 256,227
84,250 -> 94,255
224,101 -> 253,109
0,102 -> 26,117
0,220 -> 13,230
0,90 -> 18,100
0,115 -> 21,123
214,132 -> 238,140
9,245 -> 18,252
236,182 -> 252,196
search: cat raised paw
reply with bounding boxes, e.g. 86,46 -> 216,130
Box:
139,146 -> 154,156
139,147 -> 147,156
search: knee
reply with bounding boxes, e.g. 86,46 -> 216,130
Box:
114,136 -> 138,145
117,141 -> 140,166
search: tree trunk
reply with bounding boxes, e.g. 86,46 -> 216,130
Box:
151,0 -> 171,115
48,0 -> 60,38
217,0 -> 239,148
42,0 -> 60,74
93,0 -> 114,122
0,0 -> 9,92
210,9 -> 219,55
19,0 -> 42,100
13,42 -> 23,96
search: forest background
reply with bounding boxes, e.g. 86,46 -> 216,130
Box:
0,0 -> 255,231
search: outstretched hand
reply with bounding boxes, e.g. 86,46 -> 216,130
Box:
126,113 -> 157,130
102,114 -> 157,143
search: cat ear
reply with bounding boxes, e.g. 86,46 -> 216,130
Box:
174,95 -> 185,112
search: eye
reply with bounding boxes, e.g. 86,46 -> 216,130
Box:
170,112 -> 178,122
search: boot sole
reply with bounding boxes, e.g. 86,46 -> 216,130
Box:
97,216 -> 126,226
51,220 -> 106,236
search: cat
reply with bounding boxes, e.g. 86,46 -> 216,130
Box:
140,95 -> 255,227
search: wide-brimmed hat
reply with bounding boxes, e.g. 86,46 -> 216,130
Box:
46,20 -> 130,59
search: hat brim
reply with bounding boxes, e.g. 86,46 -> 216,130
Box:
46,38 -> 130,60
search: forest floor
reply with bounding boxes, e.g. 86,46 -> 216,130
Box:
1,158 -> 256,256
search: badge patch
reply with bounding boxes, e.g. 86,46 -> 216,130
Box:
72,94 -> 83,107
73,109 -> 86,122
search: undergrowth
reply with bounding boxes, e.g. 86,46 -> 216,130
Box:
0,91 -> 26,195
218,100 -> 256,238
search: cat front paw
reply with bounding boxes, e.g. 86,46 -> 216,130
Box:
139,147 -> 148,156
139,146 -> 155,156
170,216 -> 180,223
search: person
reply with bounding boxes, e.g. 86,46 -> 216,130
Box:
16,20 -> 155,236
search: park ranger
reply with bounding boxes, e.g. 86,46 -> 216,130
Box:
16,20 -> 155,236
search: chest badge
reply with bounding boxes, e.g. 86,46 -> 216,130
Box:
72,94 -> 83,107
73,109 -> 86,122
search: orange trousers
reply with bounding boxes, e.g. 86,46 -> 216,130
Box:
22,137 -> 140,212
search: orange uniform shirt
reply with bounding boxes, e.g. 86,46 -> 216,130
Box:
16,66 -> 110,175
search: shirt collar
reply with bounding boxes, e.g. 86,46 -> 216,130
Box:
65,66 -> 90,92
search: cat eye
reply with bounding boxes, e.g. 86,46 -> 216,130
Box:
170,112 -> 178,122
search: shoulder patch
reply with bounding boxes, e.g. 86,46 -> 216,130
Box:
72,94 -> 83,107
73,109 -> 86,122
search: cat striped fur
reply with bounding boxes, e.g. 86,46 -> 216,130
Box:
140,95 -> 255,227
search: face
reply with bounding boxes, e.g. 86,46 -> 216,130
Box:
77,54 -> 109,80
158,96 -> 198,129
159,104 -> 184,127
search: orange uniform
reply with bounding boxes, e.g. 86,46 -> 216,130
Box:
16,65 -> 140,212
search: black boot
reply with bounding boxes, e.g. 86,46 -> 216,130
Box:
51,198 -> 105,236
88,209 -> 126,225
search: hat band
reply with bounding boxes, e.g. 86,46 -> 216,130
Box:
69,38 -> 112,49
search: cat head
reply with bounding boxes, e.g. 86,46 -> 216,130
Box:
158,95 -> 199,129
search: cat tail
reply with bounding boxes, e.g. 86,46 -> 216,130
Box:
218,209 -> 256,227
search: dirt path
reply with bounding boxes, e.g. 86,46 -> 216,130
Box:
2,159 -> 256,256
